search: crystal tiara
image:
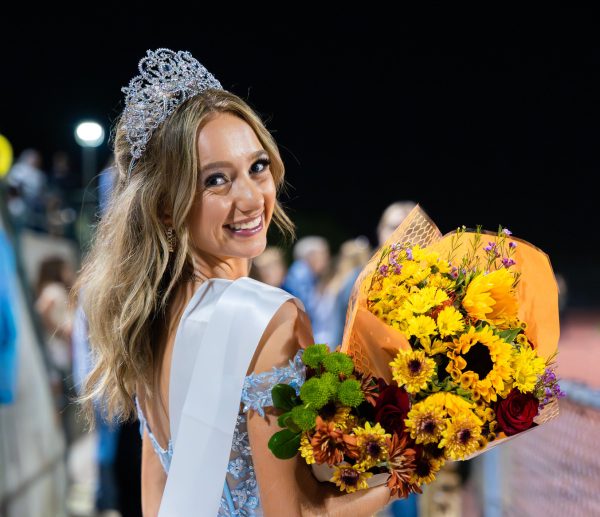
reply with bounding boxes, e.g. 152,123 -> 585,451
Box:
120,48 -> 223,177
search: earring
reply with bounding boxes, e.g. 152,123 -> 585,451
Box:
166,227 -> 175,253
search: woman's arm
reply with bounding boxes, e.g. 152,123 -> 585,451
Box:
141,427 -> 167,517
247,300 -> 393,517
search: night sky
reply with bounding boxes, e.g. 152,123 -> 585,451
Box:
2,12 -> 598,306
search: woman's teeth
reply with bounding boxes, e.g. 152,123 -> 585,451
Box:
227,215 -> 262,231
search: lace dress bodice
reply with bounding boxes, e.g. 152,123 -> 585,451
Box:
136,349 -> 305,516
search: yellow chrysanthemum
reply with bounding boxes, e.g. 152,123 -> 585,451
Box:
403,286 -> 449,314
390,349 -> 437,393
406,266 -> 432,286
420,336 -> 448,356
462,268 -> 519,328
353,422 -> 390,468
447,326 -> 514,403
406,315 -> 437,340
435,392 -> 477,419
330,463 -> 373,493
435,259 -> 452,274
429,273 -> 456,290
438,412 -> 483,460
436,306 -> 465,337
411,454 -> 444,485
511,344 -> 546,393
299,433 -> 315,464
332,406 -> 358,432
398,260 -> 420,281
405,398 -> 447,444
385,306 -> 414,332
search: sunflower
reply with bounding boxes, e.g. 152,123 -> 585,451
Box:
462,268 -> 518,328
405,398 -> 447,444
331,463 -> 373,493
353,422 -> 390,468
438,412 -> 483,460
390,349 -> 437,393
511,344 -> 546,393
446,326 -> 513,402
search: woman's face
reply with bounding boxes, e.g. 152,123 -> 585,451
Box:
188,112 -> 276,264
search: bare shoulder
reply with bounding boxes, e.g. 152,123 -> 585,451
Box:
249,298 -> 314,375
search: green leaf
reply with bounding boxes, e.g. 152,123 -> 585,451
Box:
498,328 -> 521,344
268,429 -> 301,459
272,384 -> 298,411
277,411 -> 292,428
284,416 -> 302,433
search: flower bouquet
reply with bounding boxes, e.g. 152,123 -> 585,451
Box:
268,206 -> 563,496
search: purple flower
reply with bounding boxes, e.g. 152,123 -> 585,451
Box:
484,242 -> 496,252
379,264 -> 389,276
509,241 -> 517,249
406,248 -> 413,260
394,265 -> 402,275
502,257 -> 516,268
503,228 -> 513,236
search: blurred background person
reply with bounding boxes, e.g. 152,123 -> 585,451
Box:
377,201 -> 417,246
250,245 -> 287,287
318,235 -> 371,349
6,148 -> 48,233
281,235 -> 330,329
46,151 -> 78,239
34,255 -> 76,441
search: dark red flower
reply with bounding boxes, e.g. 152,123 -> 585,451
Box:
496,389 -> 539,436
374,380 -> 410,435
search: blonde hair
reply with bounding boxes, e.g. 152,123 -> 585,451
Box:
75,89 -> 295,425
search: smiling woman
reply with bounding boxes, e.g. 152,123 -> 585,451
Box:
73,48 -> 393,516
188,113 -> 276,270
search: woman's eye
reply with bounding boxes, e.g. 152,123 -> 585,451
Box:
204,173 -> 227,187
251,158 -> 271,174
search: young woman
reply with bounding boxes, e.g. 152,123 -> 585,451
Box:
76,48 -> 393,516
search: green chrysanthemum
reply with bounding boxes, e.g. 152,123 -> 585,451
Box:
337,379 -> 365,407
320,372 -> 341,397
322,352 -> 355,376
302,344 -> 330,369
300,377 -> 330,409
290,406 -> 318,431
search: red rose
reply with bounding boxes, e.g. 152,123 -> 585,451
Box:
374,380 -> 410,435
496,389 -> 539,436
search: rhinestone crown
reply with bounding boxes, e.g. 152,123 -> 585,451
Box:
121,48 -> 223,175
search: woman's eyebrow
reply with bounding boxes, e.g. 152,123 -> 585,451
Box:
200,149 -> 268,174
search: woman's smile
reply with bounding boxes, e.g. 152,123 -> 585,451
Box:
224,212 -> 264,236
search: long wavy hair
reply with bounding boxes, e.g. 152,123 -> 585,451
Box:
75,89 -> 295,425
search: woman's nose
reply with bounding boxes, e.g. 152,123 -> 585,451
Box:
232,173 -> 264,211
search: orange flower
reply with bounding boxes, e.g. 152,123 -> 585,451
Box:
311,416 -> 359,465
385,433 -> 422,498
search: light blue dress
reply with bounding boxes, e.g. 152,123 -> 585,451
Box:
135,277 -> 306,516
136,351 -> 305,516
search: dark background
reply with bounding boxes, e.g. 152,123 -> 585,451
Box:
1,12 -> 598,306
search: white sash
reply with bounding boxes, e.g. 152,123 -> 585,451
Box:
159,276 -> 302,516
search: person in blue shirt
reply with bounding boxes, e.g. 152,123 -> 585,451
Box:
0,230 -> 18,405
